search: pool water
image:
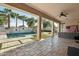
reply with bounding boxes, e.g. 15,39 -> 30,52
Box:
7,31 -> 36,38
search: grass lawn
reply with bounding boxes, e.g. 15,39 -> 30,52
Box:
41,32 -> 52,39
32,32 -> 52,40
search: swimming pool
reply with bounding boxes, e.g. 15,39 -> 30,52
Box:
7,31 -> 36,38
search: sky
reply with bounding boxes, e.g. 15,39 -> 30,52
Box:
0,5 -> 37,27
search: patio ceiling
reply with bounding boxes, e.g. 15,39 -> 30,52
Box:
6,3 -> 60,23
27,3 -> 79,23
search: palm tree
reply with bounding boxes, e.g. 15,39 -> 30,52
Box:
43,20 -> 51,29
26,17 -> 37,28
0,8 -> 12,28
0,14 -> 8,25
10,12 -> 20,30
18,15 -> 27,28
0,17 -> 5,25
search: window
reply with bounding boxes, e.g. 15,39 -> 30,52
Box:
41,18 -> 52,39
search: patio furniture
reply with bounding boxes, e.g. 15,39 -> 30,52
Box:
67,46 -> 79,56
58,32 -> 79,39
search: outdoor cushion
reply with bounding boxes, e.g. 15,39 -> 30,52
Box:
67,46 -> 79,56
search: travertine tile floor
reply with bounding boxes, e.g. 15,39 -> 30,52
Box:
0,36 -> 79,56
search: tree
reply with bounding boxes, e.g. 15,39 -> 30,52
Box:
18,15 -> 27,27
0,14 -> 8,26
26,17 -> 37,28
0,18 -> 4,25
10,12 -> 20,29
43,20 -> 51,29
0,8 -> 12,28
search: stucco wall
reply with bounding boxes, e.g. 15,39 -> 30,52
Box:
62,19 -> 79,32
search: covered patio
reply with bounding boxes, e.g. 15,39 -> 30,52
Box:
0,3 -> 60,53
0,3 -> 79,56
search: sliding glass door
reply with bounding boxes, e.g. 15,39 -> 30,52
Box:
54,22 -> 59,35
41,18 -> 52,39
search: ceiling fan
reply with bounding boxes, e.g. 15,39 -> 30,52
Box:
59,12 -> 68,17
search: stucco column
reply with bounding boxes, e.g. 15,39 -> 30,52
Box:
37,16 -> 41,40
8,14 -> 10,28
59,23 -> 61,32
16,17 -> 18,31
51,21 -> 54,37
